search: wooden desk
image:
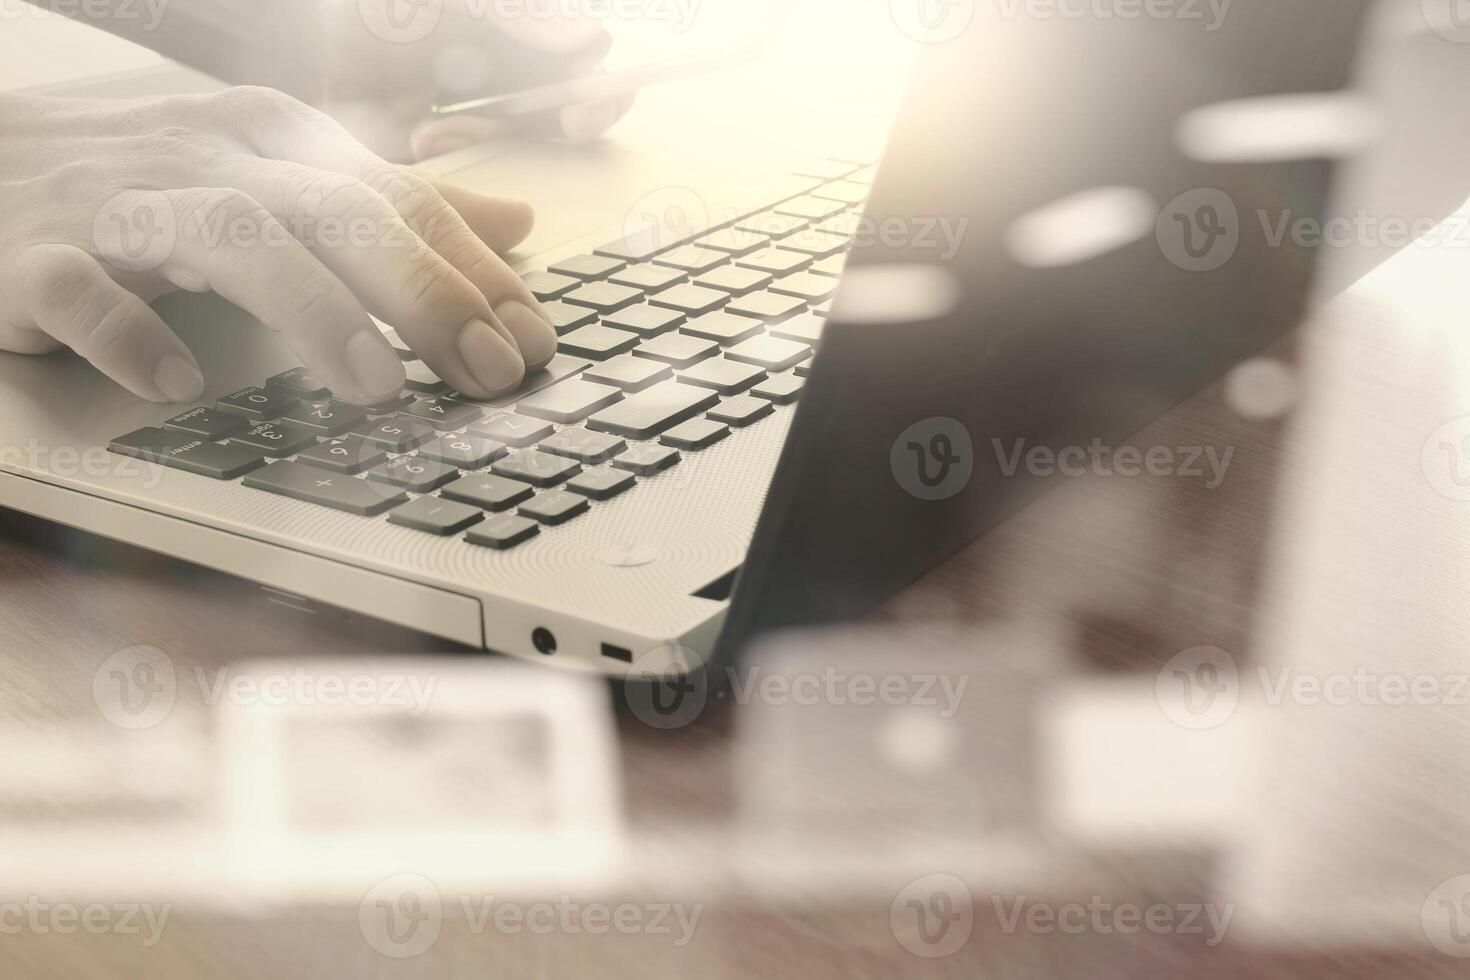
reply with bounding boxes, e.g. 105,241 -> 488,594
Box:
0,305 -> 1456,979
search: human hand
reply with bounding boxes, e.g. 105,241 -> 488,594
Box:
325,1 -> 635,160
0,86 -> 556,405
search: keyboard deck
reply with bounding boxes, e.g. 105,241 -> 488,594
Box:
108,161 -> 872,552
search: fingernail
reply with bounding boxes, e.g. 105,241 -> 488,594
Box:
458,317 -> 526,394
345,330 -> 406,400
153,353 -> 204,403
494,301 -> 557,366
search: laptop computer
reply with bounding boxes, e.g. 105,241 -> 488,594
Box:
0,0 -> 1424,676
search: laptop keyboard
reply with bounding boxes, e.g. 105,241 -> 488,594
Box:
107,160 -> 868,551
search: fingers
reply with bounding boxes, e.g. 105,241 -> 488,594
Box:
559,95 -> 637,144
230,88 -> 556,373
9,245 -> 203,403
98,188 -> 406,406
428,178 -> 534,253
224,159 -> 527,397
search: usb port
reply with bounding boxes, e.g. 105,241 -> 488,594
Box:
601,643 -> 634,663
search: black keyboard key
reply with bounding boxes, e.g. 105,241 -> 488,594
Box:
565,466 -> 636,501
648,283 -> 729,317
297,436 -> 387,474
563,282 -> 642,313
218,386 -> 297,420
244,462 -> 405,516
737,248 -> 812,277
582,354 -> 672,392
587,381 -> 719,439
770,271 -> 840,303
769,313 -> 824,344
726,291 -> 806,324
470,413 -> 554,447
165,406 -> 247,440
539,428 -> 627,464
365,392 -> 416,413
232,422 -> 318,457
280,400 -> 368,437
492,450 -> 581,487
677,358 -> 766,395
549,254 -> 625,280
379,327 -> 413,358
557,325 -> 640,361
812,180 -> 870,206
633,333 -> 718,368
695,265 -> 772,296
465,514 -> 540,550
652,245 -> 729,275
778,229 -> 850,259
388,496 -> 484,535
751,374 -> 806,404
519,490 -> 590,525
541,301 -> 598,334
109,428 -> 265,480
811,254 -> 847,278
368,456 -> 459,493
735,212 -> 808,238
594,234 -> 664,264
661,418 -> 730,450
357,417 -> 433,452
612,444 -> 681,475
441,473 -> 535,512
695,227 -> 769,256
681,312 -> 764,345
774,195 -> 845,221
401,397 -> 483,431
708,394 -> 775,427
463,354 -> 592,408
725,335 -> 813,372
419,435 -> 506,470
523,271 -> 579,301
600,304 -> 685,338
403,361 -> 450,394
517,378 -> 622,423
267,367 -> 330,399
610,264 -> 687,292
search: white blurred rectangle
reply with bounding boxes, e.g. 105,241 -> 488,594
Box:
213,658 -> 625,904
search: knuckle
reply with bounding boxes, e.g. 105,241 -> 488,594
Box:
290,171 -> 373,220
284,267 -> 344,319
400,258 -> 457,309
26,248 -> 97,305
